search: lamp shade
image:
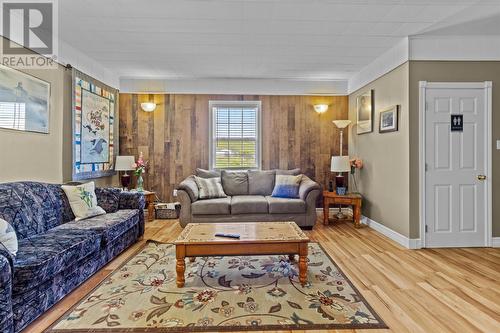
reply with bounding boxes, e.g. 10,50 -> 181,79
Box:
314,104 -> 328,114
331,156 -> 350,172
115,156 -> 135,171
332,120 -> 352,129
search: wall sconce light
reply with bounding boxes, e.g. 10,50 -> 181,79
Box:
314,104 -> 328,114
140,102 -> 156,112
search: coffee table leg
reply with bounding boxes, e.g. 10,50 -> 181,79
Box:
176,245 -> 186,288
298,243 -> 308,285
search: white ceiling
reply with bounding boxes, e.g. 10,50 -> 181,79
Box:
58,0 -> 500,88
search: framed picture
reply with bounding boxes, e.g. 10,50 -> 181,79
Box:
379,105 -> 399,133
0,65 -> 50,134
72,69 -> 118,180
356,89 -> 374,134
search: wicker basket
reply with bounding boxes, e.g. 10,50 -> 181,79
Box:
154,202 -> 181,219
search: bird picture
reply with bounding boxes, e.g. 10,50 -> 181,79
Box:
90,138 -> 107,155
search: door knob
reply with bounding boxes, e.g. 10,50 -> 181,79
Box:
477,175 -> 486,181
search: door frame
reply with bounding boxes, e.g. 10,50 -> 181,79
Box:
418,81 -> 493,248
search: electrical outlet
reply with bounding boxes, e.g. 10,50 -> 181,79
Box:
497,140 -> 500,150
173,189 -> 178,197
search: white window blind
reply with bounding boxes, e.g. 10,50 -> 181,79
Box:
210,101 -> 261,170
0,102 -> 26,131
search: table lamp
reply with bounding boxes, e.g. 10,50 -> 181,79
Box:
115,156 -> 135,190
331,155 -> 350,218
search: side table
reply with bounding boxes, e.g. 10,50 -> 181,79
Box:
323,191 -> 362,228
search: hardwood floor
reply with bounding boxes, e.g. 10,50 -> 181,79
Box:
26,217 -> 500,333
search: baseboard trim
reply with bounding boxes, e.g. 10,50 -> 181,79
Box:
361,215 -> 422,249
492,237 -> 500,248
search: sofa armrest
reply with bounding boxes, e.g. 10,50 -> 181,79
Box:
0,255 -> 13,333
119,192 -> 146,237
177,190 -> 193,228
299,175 -> 321,200
177,176 -> 198,202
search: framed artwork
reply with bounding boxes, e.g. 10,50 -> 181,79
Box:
379,105 -> 399,133
356,89 -> 374,135
0,64 -> 50,134
72,69 -> 118,180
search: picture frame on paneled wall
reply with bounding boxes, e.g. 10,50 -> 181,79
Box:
71,68 -> 118,180
356,89 -> 374,135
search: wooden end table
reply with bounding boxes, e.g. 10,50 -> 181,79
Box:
323,191 -> 362,228
174,222 -> 310,288
143,191 -> 155,222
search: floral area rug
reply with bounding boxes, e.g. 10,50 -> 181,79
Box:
48,240 -> 387,332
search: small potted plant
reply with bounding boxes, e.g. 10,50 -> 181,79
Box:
133,152 -> 148,192
349,158 -> 363,193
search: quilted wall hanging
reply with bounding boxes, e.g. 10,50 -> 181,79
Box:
72,69 -> 118,180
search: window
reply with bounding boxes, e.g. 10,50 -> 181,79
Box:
0,102 -> 26,131
209,101 -> 261,170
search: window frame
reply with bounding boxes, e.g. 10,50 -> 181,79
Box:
208,100 -> 262,171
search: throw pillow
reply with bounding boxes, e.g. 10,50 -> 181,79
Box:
271,174 -> 303,198
61,182 -> 106,221
194,176 -> 227,199
0,218 -> 17,257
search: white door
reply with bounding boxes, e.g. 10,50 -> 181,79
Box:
424,83 -> 491,248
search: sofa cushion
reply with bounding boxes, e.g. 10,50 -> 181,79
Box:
192,197 -> 231,215
266,196 -> 306,214
54,210 -> 140,246
0,182 -> 69,239
95,188 -> 121,213
275,168 -> 301,176
221,171 -> 248,196
13,228 -> 100,293
231,195 -> 268,214
248,170 -> 276,196
196,168 -> 221,179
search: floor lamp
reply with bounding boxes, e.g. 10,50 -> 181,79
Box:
331,120 -> 352,219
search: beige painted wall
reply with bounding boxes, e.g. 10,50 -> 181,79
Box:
409,61 -> 500,238
0,36 -> 119,186
348,63 -> 410,237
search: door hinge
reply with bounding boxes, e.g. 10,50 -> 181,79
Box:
425,225 -> 428,233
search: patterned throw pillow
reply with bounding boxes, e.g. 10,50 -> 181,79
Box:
271,174 -> 303,198
0,218 -> 18,257
61,182 -> 106,221
194,176 -> 227,199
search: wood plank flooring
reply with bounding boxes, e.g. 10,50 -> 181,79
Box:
25,217 -> 500,333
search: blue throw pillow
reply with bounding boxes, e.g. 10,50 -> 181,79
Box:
271,175 -> 302,198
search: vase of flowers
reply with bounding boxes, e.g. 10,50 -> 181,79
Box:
133,152 -> 148,192
349,158 -> 363,193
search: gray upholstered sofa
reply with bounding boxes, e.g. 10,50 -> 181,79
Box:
177,169 -> 320,228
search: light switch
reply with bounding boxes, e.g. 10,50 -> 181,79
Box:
497,140 -> 500,150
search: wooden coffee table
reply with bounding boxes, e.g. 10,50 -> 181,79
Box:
174,222 -> 310,287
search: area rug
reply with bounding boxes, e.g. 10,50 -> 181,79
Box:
48,241 -> 387,332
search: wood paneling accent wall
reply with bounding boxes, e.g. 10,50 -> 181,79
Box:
119,94 -> 348,204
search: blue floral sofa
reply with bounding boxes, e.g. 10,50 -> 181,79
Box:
0,181 -> 145,333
